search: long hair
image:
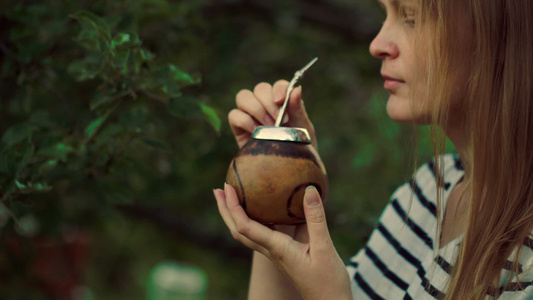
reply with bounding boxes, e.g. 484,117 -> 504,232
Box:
415,0 -> 533,298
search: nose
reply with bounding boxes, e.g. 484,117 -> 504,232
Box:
369,25 -> 400,59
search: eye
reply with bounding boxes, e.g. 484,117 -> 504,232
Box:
401,6 -> 416,27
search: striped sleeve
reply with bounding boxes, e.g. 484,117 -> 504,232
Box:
497,237 -> 533,299
347,154 -> 465,300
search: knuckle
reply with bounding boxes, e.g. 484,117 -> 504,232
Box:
253,82 -> 272,94
227,109 -> 247,130
274,79 -> 289,87
270,250 -> 283,262
306,213 -> 326,224
230,231 -> 240,241
235,89 -> 253,104
227,108 -> 241,121
235,221 -> 251,236
269,241 -> 290,262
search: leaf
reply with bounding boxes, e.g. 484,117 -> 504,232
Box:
0,140 -> 34,176
29,110 -> 54,128
94,124 -> 122,147
29,182 -> 53,192
118,106 -> 149,130
162,81 -> 182,97
15,180 -> 26,189
36,143 -> 74,162
199,103 -> 221,132
16,140 -> 36,176
1,123 -> 36,149
85,116 -> 106,139
167,96 -> 201,118
15,181 -> 52,194
38,159 -> 58,174
140,49 -> 155,61
111,33 -> 131,49
146,65 -> 200,97
70,11 -> 111,42
0,139 -> 35,200
90,94 -> 114,111
67,53 -> 106,81
85,107 -> 115,140
112,48 -> 131,71
111,32 -> 141,49
168,64 -> 198,85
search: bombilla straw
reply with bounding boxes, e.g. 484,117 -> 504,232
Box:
274,57 -> 318,127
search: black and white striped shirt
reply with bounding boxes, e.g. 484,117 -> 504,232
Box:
346,154 -> 533,299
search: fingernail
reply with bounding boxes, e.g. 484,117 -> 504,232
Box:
224,182 -> 227,192
264,114 -> 275,125
275,91 -> 285,103
305,186 -> 320,206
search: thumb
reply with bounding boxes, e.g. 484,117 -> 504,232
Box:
303,186 -> 332,254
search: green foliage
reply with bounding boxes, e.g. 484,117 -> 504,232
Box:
1,2 -> 224,297
1,5 -> 220,223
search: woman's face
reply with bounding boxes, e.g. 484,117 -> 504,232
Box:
370,0 -> 431,124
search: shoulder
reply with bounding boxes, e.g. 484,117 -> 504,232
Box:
391,153 -> 464,205
413,154 -> 463,185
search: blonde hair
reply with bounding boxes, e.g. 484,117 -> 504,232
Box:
415,0 -> 533,299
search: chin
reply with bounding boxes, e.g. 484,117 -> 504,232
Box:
386,95 -> 432,124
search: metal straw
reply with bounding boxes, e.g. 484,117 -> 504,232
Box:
274,57 -> 318,127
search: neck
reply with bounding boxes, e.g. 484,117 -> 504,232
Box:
443,122 -> 471,181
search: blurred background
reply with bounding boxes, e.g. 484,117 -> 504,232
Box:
0,0 -> 448,299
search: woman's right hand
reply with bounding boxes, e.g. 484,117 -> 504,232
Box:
229,80 -> 317,150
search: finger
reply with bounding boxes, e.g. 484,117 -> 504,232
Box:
253,83 -> 278,125
236,89 -> 273,127
303,186 -> 333,257
228,109 -> 260,148
224,184 -> 292,253
272,80 -> 294,125
214,188 -> 238,232
272,80 -> 290,106
285,87 -> 317,149
286,86 -> 312,128
213,188 -> 269,255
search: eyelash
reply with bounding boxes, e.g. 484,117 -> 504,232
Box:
401,9 -> 416,27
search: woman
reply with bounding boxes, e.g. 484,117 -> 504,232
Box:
213,0 -> 533,298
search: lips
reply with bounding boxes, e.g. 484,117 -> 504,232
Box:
382,74 -> 405,91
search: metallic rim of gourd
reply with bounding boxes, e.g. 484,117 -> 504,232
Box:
251,126 -> 312,143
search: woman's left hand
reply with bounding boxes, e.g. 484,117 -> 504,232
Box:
213,183 -> 352,300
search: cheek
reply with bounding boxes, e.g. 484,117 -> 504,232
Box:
447,56 -> 470,114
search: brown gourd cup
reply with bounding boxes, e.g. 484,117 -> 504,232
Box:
226,126 -> 328,225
